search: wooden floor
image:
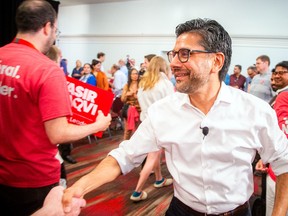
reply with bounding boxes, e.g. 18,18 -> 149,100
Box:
65,129 -> 173,216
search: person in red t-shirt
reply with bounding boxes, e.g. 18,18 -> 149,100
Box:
256,60 -> 288,216
0,1 -> 111,215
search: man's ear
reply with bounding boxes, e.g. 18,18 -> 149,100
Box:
43,22 -> 52,36
211,52 -> 225,74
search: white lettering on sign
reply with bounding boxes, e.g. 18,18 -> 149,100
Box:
69,117 -> 86,126
67,82 -> 97,103
67,81 -> 98,115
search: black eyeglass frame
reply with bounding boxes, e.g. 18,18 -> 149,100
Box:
167,48 -> 214,63
273,70 -> 288,76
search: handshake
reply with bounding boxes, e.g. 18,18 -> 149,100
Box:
32,186 -> 86,216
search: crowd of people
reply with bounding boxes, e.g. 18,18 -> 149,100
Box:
0,0 -> 287,216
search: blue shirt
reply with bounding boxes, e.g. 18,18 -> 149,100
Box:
224,73 -> 230,85
60,59 -> 68,75
80,73 -> 97,86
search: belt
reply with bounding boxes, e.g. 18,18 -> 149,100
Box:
173,197 -> 249,216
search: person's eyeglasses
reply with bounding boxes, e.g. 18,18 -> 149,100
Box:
167,48 -> 213,63
273,70 -> 288,76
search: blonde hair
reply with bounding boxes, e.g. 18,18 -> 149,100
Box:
139,56 -> 169,90
46,45 -> 61,64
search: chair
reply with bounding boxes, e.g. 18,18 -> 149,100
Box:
88,96 -> 124,142
109,96 -> 124,133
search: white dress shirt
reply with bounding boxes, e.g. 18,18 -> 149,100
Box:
137,72 -> 175,121
109,83 -> 288,214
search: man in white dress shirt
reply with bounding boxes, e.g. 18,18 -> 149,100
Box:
63,18 -> 288,216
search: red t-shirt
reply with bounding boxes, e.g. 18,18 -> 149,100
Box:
0,42 -> 72,187
268,91 -> 288,181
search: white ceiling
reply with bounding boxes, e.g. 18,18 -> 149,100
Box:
58,0 -> 139,6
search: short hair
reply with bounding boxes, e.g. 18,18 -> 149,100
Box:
111,64 -> 120,70
274,61 -> 288,71
247,65 -> 257,72
97,52 -> 105,59
16,0 -> 57,33
175,18 -> 232,82
256,55 -> 270,66
144,54 -> 156,62
235,65 -> 242,71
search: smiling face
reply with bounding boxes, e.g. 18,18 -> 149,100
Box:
273,66 -> 288,89
93,62 -> 102,72
83,64 -> 91,74
130,69 -> 139,81
169,32 -> 216,94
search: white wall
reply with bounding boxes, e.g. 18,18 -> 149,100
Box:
57,0 -> 288,76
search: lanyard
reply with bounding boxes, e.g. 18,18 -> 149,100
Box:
13,38 -> 37,51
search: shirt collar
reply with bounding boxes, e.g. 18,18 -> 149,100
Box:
177,82 -> 233,108
215,82 -> 233,104
276,85 -> 288,95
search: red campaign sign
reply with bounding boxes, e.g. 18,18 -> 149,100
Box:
66,76 -> 114,137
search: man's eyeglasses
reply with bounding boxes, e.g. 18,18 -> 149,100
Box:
273,70 -> 288,76
167,48 -> 213,63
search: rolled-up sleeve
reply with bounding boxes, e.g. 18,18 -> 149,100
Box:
108,116 -> 161,175
259,108 -> 288,176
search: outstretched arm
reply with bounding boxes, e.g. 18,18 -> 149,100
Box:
62,156 -> 122,213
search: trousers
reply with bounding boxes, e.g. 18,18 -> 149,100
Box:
165,196 -> 251,216
0,182 -> 58,216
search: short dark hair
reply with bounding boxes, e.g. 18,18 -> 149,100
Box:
275,61 -> 288,71
175,18 -> 232,82
97,52 -> 105,59
235,65 -> 242,71
16,0 -> 57,33
247,65 -> 257,72
111,64 -> 120,70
